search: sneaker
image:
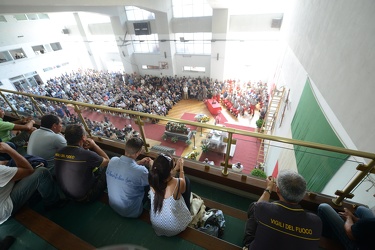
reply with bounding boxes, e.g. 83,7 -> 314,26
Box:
44,199 -> 69,211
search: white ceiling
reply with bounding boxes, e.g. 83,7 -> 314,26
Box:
0,0 -> 289,16
207,0 -> 289,15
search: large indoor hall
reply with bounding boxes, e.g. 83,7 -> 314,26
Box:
0,0 -> 375,250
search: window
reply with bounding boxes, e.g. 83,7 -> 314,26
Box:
183,66 -> 205,73
172,0 -> 212,18
26,14 -> 38,20
32,45 -> 47,55
132,34 -> 159,53
125,6 -> 155,21
50,42 -> 62,51
9,49 -> 26,60
142,65 -> 160,70
37,13 -> 49,19
0,51 -> 12,63
175,33 -> 211,54
13,14 -> 27,21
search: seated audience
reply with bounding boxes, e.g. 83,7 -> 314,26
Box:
0,108 -> 35,154
243,170 -> 322,250
148,154 -> 192,236
0,142 -> 65,225
55,124 -> 109,202
318,202 -> 375,250
106,137 -> 153,218
27,114 -> 67,175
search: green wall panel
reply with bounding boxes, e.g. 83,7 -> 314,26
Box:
291,78 -> 348,192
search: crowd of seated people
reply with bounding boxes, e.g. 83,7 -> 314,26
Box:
221,80 -> 269,118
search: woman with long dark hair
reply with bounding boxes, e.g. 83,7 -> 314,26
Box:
148,154 -> 192,236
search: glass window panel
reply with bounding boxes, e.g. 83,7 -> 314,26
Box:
203,44 -> 211,54
133,43 -> 141,52
175,44 -> 184,53
194,33 -> 203,40
38,13 -> 49,19
182,5 -> 193,18
26,14 -> 38,20
184,33 -> 193,40
203,5 -> 213,16
194,43 -> 204,54
140,43 -> 148,53
14,14 -> 27,21
127,12 -> 135,21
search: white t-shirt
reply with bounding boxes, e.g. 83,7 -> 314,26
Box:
0,165 -> 17,224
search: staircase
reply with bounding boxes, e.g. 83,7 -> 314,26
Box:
256,86 -> 285,169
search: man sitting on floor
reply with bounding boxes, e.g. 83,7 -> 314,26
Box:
243,170 -> 322,250
55,124 -> 109,203
27,114 -> 67,175
0,142 -> 64,225
106,137 -> 153,218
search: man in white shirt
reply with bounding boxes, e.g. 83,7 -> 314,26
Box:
0,142 -> 63,225
27,114 -> 67,175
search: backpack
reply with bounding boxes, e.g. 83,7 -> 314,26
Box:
7,154 -> 48,169
189,193 -> 206,228
198,209 -> 226,238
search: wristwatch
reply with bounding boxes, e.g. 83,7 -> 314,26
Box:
264,189 -> 272,195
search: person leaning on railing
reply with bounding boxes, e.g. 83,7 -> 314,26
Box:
148,154 -> 192,237
106,137 -> 153,218
243,170 -> 322,250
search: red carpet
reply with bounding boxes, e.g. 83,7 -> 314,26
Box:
180,113 -> 198,130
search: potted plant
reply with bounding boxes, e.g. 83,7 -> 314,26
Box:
256,118 -> 264,132
201,143 -> 209,153
250,169 -> 267,179
162,134 -> 167,141
185,139 -> 192,145
171,136 -> 178,143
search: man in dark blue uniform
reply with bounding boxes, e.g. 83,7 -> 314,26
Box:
243,170 -> 322,250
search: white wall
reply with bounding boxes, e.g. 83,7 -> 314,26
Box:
270,0 -> 375,207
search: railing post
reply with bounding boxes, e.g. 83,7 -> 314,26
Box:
135,115 -> 150,153
29,96 -> 44,117
332,159 -> 375,206
221,132 -> 234,176
73,104 -> 92,137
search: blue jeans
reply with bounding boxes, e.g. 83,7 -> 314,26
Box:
317,203 -> 374,250
10,167 -> 60,214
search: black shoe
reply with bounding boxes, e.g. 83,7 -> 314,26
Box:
0,236 -> 16,250
44,199 -> 69,211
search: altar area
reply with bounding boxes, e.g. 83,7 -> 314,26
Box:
204,129 -> 236,157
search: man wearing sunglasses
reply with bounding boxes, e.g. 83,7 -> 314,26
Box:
106,137 -> 153,218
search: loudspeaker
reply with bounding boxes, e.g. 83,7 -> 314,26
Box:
164,52 -> 167,58
133,22 -> 151,35
217,53 -> 219,61
62,28 -> 70,34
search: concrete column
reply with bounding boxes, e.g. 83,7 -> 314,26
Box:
110,7 -> 137,73
154,9 -> 175,76
210,9 -> 229,81
73,13 -> 99,69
